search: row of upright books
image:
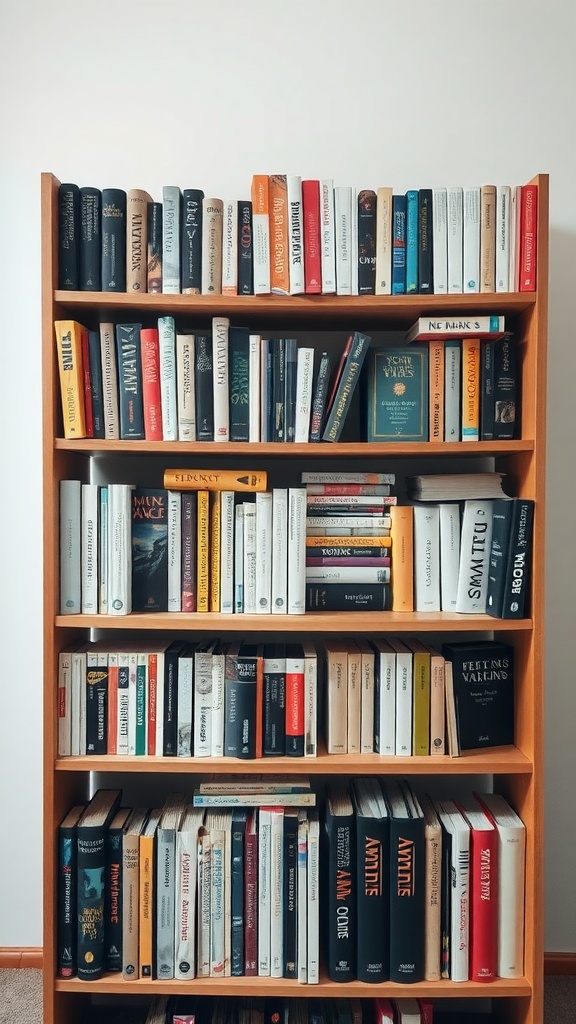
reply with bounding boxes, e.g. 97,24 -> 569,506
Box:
58,780 -> 526,987
58,178 -> 538,297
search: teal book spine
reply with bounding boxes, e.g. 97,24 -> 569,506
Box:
405,190 -> 419,294
363,347 -> 429,441
392,195 -> 406,294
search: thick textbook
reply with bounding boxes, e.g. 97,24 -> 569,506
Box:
76,789 -> 122,980
442,640 -> 514,752
486,497 -> 534,619
384,780 -> 425,983
353,778 -> 390,982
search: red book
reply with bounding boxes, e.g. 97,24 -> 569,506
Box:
375,999 -> 394,1024
285,644 -> 305,756
244,811 -> 258,976
418,1000 -> 433,1024
107,657 -> 118,755
140,327 -> 163,439
147,652 -> 158,755
80,326 -> 94,437
456,794 -> 498,982
302,179 -> 321,293
181,493 -> 197,612
519,183 -> 538,292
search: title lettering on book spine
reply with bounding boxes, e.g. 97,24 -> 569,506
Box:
336,825 -> 351,939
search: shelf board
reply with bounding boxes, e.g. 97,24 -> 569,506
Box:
55,745 -> 533,775
53,438 -> 535,457
54,973 -> 531,997
55,611 -> 533,632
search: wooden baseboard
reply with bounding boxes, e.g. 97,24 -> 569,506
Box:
544,952 -> 576,975
0,948 -> 43,969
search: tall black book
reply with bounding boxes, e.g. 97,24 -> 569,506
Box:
383,779 -> 425,983
442,639 -> 514,751
58,183 -> 80,290
325,781 -> 356,981
131,488 -> 169,612
229,326 -> 250,441
57,804 -> 85,978
357,189 -> 377,295
231,808 -> 248,976
352,777 -> 390,982
263,644 -> 286,756
76,789 -> 122,980
272,337 -> 286,441
194,334 -> 214,440
86,654 -> 108,755
493,334 -> 518,439
79,187 -> 102,291
486,497 -> 534,619
418,189 -> 434,294
104,806 -> 131,972
181,189 -> 204,294
115,323 -> 144,439
237,199 -> 253,295
283,807 -> 299,978
284,338 -> 298,442
87,330 -> 105,438
322,331 -> 372,442
101,188 -> 127,292
309,351 -> 332,442
224,643 -> 258,759
163,641 -> 185,756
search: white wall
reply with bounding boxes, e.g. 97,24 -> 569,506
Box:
0,0 -> 574,949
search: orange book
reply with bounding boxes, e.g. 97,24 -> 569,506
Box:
209,490 -> 221,612
428,340 -> 445,441
139,809 -> 162,978
163,468 -> 267,492
54,319 -> 87,438
461,336 -> 481,441
389,505 -> 414,611
196,490 -> 210,612
268,174 -> 289,294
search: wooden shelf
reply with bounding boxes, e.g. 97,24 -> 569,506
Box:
55,745 -> 533,774
53,437 -> 536,457
55,611 -> 533,632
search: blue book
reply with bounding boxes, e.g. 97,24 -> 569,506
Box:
229,327 -> 250,441
231,808 -> 248,975
363,346 -> 429,441
392,194 -> 406,294
405,189 -> 419,293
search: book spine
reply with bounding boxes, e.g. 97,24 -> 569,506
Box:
297,815 -> 309,982
175,826 -> 197,978
140,328 -> 163,441
431,187 -> 448,293
162,185 -> 182,293
76,823 -> 109,978
392,194 -> 406,293
158,316 -> 178,441
242,502 -> 257,613
251,175 -> 271,294
302,179 -> 321,293
480,339 -> 495,441
194,649 -> 213,757
272,336 -> 285,441
107,484 -> 132,616
258,808 -> 272,975
229,327 -> 250,441
126,189 -> 149,293
493,335 -> 518,440
244,822 -> 258,975
176,333 -> 196,440
447,186 -> 463,292
194,334 -> 214,440
519,183 -> 538,291
294,346 -> 314,442
284,337 -> 298,442
411,650 -> 431,756
287,175 -> 304,294
377,646 -> 396,755
105,820 -> 124,972
461,336 -> 480,440
177,652 -> 193,757
249,334 -> 261,441
196,490 -> 210,612
57,651 -> 72,756
167,490 -> 182,612
255,491 -> 273,613
463,186 -> 481,292
480,184 -> 497,292
418,188 -> 434,293
306,584 -> 390,611
230,812 -> 246,975
269,174 -> 289,295
162,647 -> 180,756
79,187 -> 102,291
85,650 -> 108,757
395,650 -> 413,755
270,488 -> 288,615
468,825 -> 497,981
146,653 -> 157,756
405,189 -> 418,293
58,183 -> 80,289
375,186 -> 393,295
307,817 -> 320,983
237,199 -> 253,295
357,189 -> 377,295
509,184 -> 522,291
455,500 -> 494,613
322,331 -> 371,442
388,817 -> 425,982
413,505 -> 441,612
429,654 -> 445,756
220,491 -> 235,614
211,652 -> 225,756
57,816 -> 79,976
116,659 -> 130,756
428,340 -> 445,441
60,480 -> 81,614
115,323 -> 144,439
288,488 -> 306,614
269,807 -> 284,977
201,198 -> 224,294
444,339 -> 461,440
222,199 -> 238,295
156,826 -> 177,977
487,498 -> 534,619
285,647 -> 305,756
334,185 -> 352,294
101,188 -> 127,291
496,184 -> 511,292
234,504 -> 244,613
356,814 -> 389,981
326,806 -> 356,980
424,821 -> 442,979
121,827 -> 141,979
309,351 -> 332,442
212,316 -> 230,441
99,323 -> 120,439
282,811 -> 298,978
197,831 -> 211,976
55,320 -> 87,439
439,503 -> 461,612
79,326 -> 94,438
181,188 -> 204,293
320,178 -> 336,293
147,202 -> 162,293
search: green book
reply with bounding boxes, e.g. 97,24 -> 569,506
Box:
363,346 -> 429,441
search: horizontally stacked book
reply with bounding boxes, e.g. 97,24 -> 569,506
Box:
58,178 -> 538,297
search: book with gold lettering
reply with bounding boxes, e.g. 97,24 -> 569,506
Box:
363,347 -> 429,442
163,469 -> 267,492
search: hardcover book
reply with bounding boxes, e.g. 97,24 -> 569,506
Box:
79,187 -> 101,291
101,188 -> 127,291
181,188 -> 204,294
57,804 -> 85,977
58,183 -> 80,289
115,323 -> 144,439
442,640 -> 514,751
131,488 -> 168,612
325,782 -> 356,981
322,331 -> 371,442
353,778 -> 390,982
363,347 -> 429,442
76,789 -> 122,980
486,498 -> 534,619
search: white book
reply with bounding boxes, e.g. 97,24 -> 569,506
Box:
207,817 -> 225,977
162,185 -> 182,293
334,185 -> 352,294
297,813 -> 308,983
496,185 -> 511,292
456,499 -> 494,613
194,642 -> 215,757
107,484 -> 132,615
99,486 -> 108,614
305,565 -> 390,583
177,646 -> 194,757
389,638 -> 412,755
251,177 -> 270,294
320,179 -> 336,294
158,316 -> 178,441
211,646 -> 225,757
447,186 -> 463,293
58,648 -> 73,756
271,488 -> 288,614
302,470 -> 396,485
350,186 -> 359,295
346,640 -> 361,754
156,795 -> 187,979
432,187 -> 448,293
167,490 -> 181,612
201,198 -> 224,295
176,333 -> 195,440
249,334 -> 261,442
306,514 -> 391,530
294,347 -> 314,442
357,639 -> 375,754
197,828 -> 211,977
413,504 -> 441,611
288,487 -> 306,614
220,491 -> 235,614
306,526 -> 391,537
463,186 -> 481,292
439,503 -> 461,611
325,641 -> 348,754
221,200 -> 238,295
287,174 -> 304,294
260,337 -> 270,441
99,323 -> 120,439
478,792 -> 526,978
437,800 -> 470,982
444,340 -> 461,441
81,484 -> 98,614
394,1000 -> 421,1024
373,638 -> 396,756
269,806 -> 284,977
71,648 -> 86,756
509,184 -> 522,291
242,502 -> 257,614
258,807 -> 272,975
60,479 -> 81,614
234,503 -> 244,613
255,491 -> 272,613
212,316 -> 230,442
375,186 -> 393,295
301,639 -> 317,757
306,812 -> 320,983
175,807 -> 204,980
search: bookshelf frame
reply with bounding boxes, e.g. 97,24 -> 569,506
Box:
42,172 -> 548,1024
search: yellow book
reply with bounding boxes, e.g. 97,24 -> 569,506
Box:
269,174 -> 289,295
428,340 -> 445,441
197,490 -> 210,612
138,809 -> 162,978
210,490 -> 221,612
163,469 -> 267,492
405,638 -> 431,756
54,319 -> 87,438
461,336 -> 480,440
480,183 -> 496,293
389,505 -> 414,611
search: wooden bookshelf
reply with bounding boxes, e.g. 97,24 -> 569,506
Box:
43,172 -> 548,1024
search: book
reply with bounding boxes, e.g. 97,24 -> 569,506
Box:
224,645 -> 258,759
476,791 -> 526,978
519,182 -> 538,291
58,183 -> 80,289
79,187 -> 101,291
392,193 -> 406,293
156,794 -> 187,979
251,175 -> 271,294
181,188 -> 204,294
493,334 -> 519,440
303,179 -> 321,293
60,479 -> 81,614
287,175 -> 304,294
138,807 -> 162,978
269,174 -> 289,295
325,782 -> 356,981
194,334 -> 214,440
439,503 -> 460,612
306,583 -> 391,611
435,801 -> 470,982
461,336 -> 481,441
413,504 -> 440,612
126,189 -> 151,293
444,339 -> 461,441
140,328 -> 163,441
428,340 -> 444,440
57,804 -> 85,977
294,346 -> 314,442
363,346 -> 429,442
322,331 -> 371,442
287,488 -> 306,614
104,805 -> 131,973
158,316 -> 178,441
122,807 -> 149,979
176,333 -> 195,440
229,326 -> 250,441
147,201 -> 162,293
357,188 -> 376,294
101,188 -> 127,291
456,793 -> 497,982
418,794 -> 442,982
162,186 -> 182,293
486,497 -> 534,619
309,351 -> 332,441
320,178 -> 336,293
222,199 -> 238,295
480,184 -> 496,292
54,320 -> 87,438
353,778 -> 390,981
407,472 -> 508,501
230,808 -> 248,976
418,188 -> 434,293
99,322 -> 120,439
334,185 -> 353,295
463,186 -> 480,292
237,199 -> 253,295
455,499 -> 494,613
442,640 -> 514,752
201,198 -> 224,294
405,189 -> 418,294
447,185 -> 463,292
76,789 -> 122,980
115,323 -> 144,439
212,316 -> 230,441
432,187 -> 448,294
285,643 -> 305,756
384,780 -> 425,982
